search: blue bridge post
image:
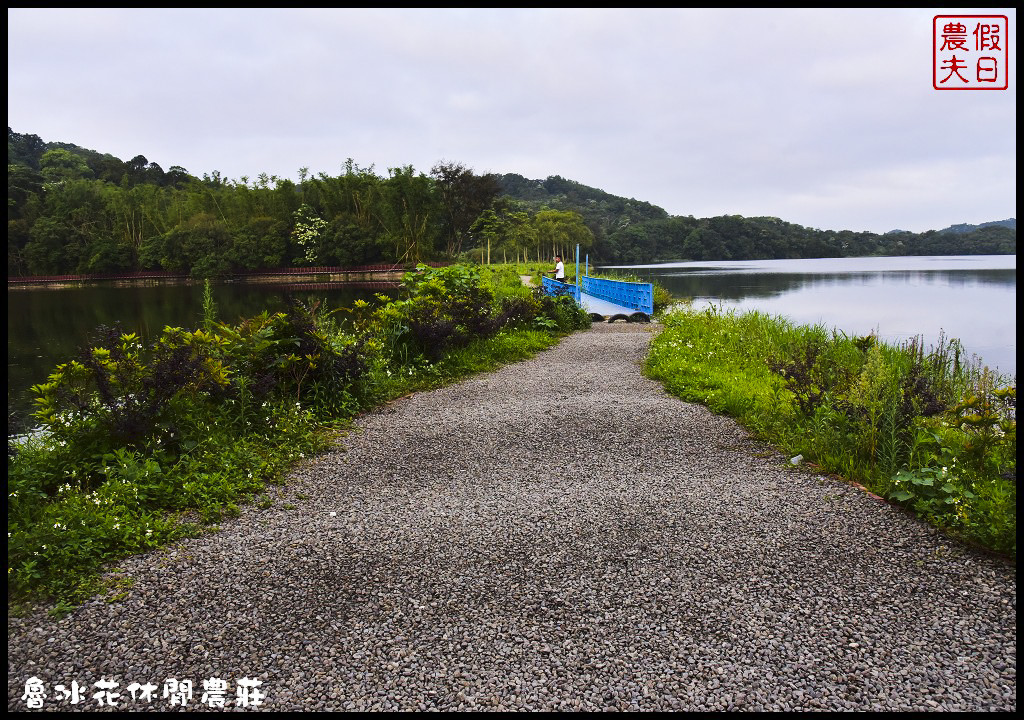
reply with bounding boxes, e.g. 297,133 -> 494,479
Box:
575,244 -> 580,295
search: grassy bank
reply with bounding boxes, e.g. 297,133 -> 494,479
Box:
8,264 -> 591,610
645,304 -> 1016,557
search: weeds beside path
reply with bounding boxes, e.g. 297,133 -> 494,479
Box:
7,324 -> 1016,711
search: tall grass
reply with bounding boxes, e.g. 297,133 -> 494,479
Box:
646,304 -> 1016,556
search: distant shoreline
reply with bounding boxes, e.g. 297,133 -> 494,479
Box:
5,264 -> 448,289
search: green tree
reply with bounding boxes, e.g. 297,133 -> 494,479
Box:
470,199 -> 536,264
291,203 -> 329,265
8,128 -> 47,169
300,161 -> 385,265
83,234 -> 135,273
39,148 -> 94,184
8,164 -> 45,219
376,166 -> 439,264
682,226 -> 729,261
431,161 -> 501,257
102,183 -> 168,268
32,179 -> 113,273
533,209 -> 593,263
321,218 -> 383,266
139,212 -> 232,276
229,216 -> 289,269
23,216 -> 82,274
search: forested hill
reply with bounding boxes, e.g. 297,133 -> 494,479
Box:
496,173 -> 1016,264
936,219 -> 1015,234
7,127 -> 1016,278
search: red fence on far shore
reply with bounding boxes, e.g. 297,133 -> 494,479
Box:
8,262 -> 449,285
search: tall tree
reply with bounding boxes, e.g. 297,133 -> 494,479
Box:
376,166 -> 438,264
533,209 -> 593,263
431,162 -> 501,257
8,128 -> 47,170
39,148 -> 94,184
469,199 -> 536,264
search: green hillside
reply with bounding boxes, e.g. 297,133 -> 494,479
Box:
8,128 -> 1015,277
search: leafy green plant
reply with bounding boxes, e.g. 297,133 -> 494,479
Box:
535,292 -> 591,333
768,330 -> 851,417
888,466 -> 975,519
29,324 -> 230,490
948,379 -> 1016,479
202,278 -> 217,330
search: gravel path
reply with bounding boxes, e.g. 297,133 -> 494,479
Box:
8,323 -> 1016,712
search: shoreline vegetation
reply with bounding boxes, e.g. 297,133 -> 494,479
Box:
7,263 -> 1016,615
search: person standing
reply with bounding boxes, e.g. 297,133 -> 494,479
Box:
553,255 -> 565,282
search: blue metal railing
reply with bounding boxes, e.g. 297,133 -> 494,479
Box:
541,275 -> 580,302
581,276 -> 654,315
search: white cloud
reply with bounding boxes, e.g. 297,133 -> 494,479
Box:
7,7 -> 1016,233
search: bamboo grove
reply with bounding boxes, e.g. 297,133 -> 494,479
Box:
9,150 -> 592,277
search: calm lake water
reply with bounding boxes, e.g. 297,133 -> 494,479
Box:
7,282 -> 392,434
7,255 -> 1017,434
603,255 -> 1016,377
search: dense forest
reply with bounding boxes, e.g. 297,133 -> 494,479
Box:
8,128 -> 1016,277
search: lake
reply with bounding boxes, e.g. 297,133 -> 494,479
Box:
602,255 -> 1016,377
7,255 -> 1017,434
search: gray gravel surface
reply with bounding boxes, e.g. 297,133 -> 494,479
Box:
8,323 -> 1016,711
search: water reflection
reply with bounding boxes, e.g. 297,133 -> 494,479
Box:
619,268 -> 1015,302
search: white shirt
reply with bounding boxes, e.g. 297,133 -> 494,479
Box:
555,261 -> 564,279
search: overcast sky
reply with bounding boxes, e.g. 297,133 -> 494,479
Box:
7,8 -> 1017,234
